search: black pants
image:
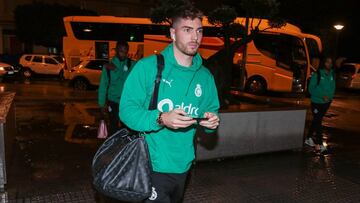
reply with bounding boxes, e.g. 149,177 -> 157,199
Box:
143,171 -> 188,203
308,102 -> 331,145
108,101 -> 120,135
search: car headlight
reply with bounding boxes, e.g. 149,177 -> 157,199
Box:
0,67 -> 4,71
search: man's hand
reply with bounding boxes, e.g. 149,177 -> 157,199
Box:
199,112 -> 220,130
161,109 -> 196,129
323,96 -> 329,102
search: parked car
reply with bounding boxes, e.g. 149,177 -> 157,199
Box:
337,63 -> 360,89
69,59 -> 109,90
19,54 -> 65,78
0,62 -> 16,81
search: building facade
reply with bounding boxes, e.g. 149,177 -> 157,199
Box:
0,0 -> 154,55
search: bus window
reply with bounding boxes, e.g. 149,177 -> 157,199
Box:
306,38 -> 321,70
253,33 -> 279,60
306,38 -> 320,59
70,22 -> 172,42
71,22 -> 145,42
95,42 -> 109,60
276,36 -> 292,70
70,22 -> 222,42
254,33 -> 307,81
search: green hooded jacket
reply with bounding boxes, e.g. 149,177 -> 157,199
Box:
309,68 -> 336,104
98,57 -> 136,107
119,44 -> 220,173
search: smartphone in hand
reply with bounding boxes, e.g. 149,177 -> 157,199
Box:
193,117 -> 208,122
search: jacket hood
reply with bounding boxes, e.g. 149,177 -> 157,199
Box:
161,43 -> 203,72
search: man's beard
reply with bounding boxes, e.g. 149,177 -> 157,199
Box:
175,41 -> 199,56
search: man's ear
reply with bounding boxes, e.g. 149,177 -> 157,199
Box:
170,28 -> 176,41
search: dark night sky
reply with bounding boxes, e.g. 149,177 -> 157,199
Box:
196,0 -> 360,62
278,0 -> 360,62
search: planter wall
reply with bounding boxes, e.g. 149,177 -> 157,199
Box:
196,109 -> 306,160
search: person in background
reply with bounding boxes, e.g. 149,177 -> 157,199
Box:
305,56 -> 336,153
98,40 -> 136,135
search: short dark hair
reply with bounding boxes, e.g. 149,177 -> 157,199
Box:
319,55 -> 333,69
116,40 -> 129,49
171,5 -> 204,28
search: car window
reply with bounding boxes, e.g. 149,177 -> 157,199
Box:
33,56 -> 43,63
25,56 -> 32,61
53,56 -> 64,63
85,60 -> 107,70
339,65 -> 356,74
45,57 -> 58,65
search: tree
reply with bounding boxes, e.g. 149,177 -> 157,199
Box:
206,0 -> 285,108
14,2 -> 96,49
150,0 -> 192,24
207,5 -> 239,108
150,0 -> 285,108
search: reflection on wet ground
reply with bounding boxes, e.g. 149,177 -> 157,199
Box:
64,102 -> 101,144
1,80 -> 360,202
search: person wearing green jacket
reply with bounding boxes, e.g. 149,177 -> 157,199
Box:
119,6 -> 220,203
305,57 -> 336,153
98,41 -> 135,135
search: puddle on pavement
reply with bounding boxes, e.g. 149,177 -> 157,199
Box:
63,102 -> 102,144
16,101 -> 103,144
310,156 -> 335,187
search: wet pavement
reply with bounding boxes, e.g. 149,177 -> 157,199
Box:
1,79 -> 360,202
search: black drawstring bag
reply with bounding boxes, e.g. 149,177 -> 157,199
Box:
92,54 -> 164,202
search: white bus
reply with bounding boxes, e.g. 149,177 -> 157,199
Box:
63,16 -> 321,93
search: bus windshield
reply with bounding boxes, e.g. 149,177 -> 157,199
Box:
253,32 -> 308,71
306,38 -> 321,71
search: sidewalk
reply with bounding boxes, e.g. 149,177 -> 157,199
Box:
3,149 -> 360,202
1,83 -> 360,202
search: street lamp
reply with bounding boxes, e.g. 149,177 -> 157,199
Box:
333,24 -> 344,60
334,24 -> 344,31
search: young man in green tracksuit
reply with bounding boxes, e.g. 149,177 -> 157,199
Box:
305,57 -> 336,153
119,6 -> 220,203
98,41 -> 135,135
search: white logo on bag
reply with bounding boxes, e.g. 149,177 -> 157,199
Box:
157,99 -> 199,116
149,187 -> 157,200
195,84 -> 202,97
162,79 -> 173,87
